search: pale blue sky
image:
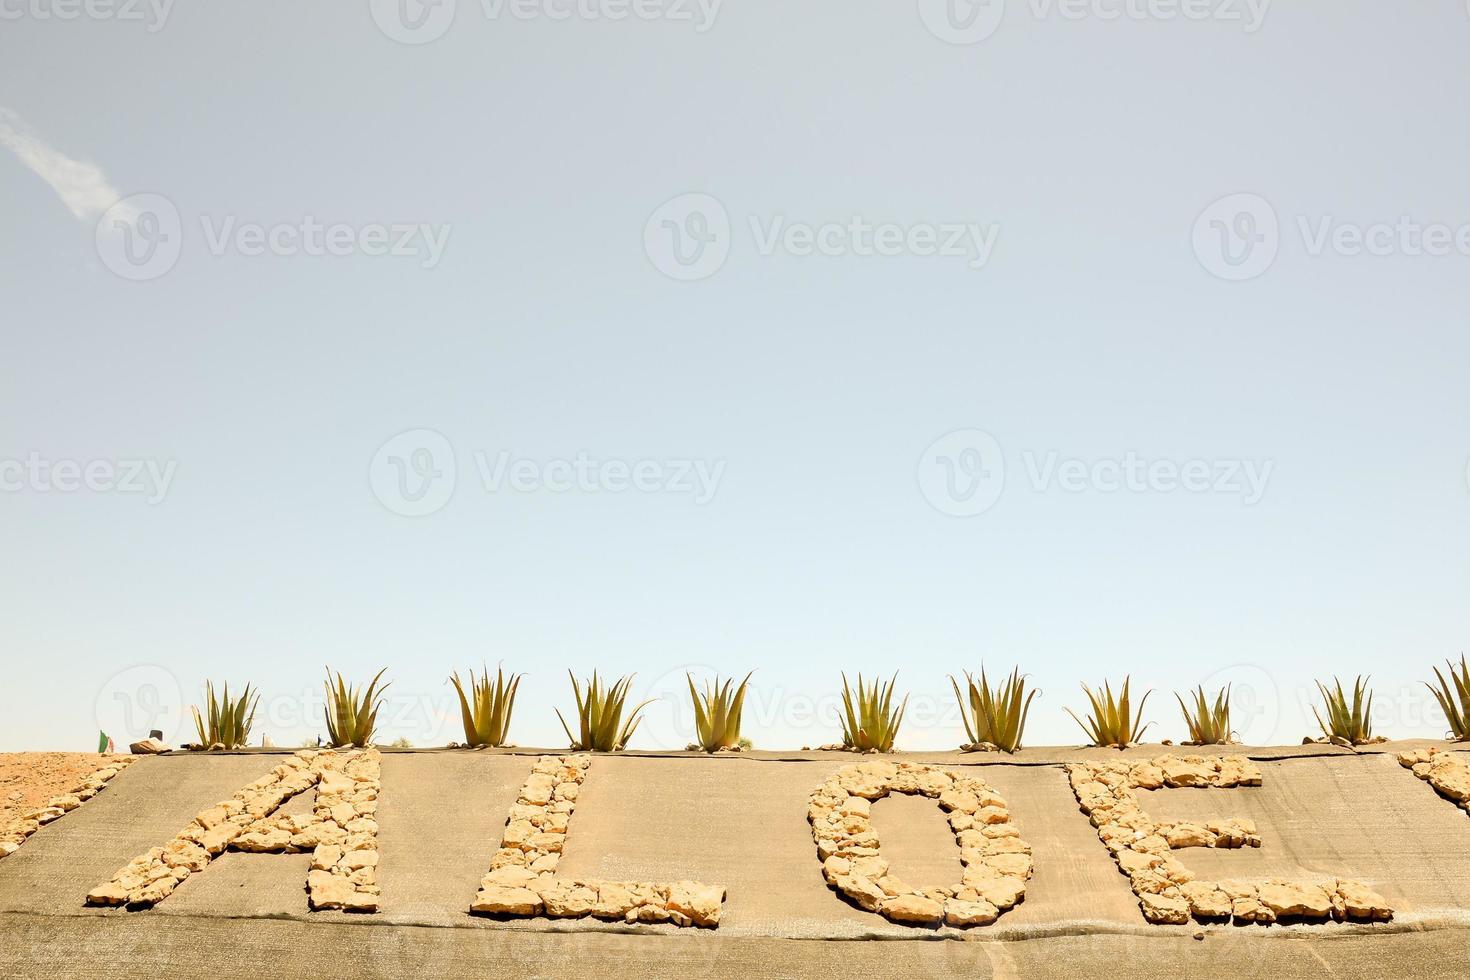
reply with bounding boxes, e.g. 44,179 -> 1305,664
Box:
2,1 -> 1468,752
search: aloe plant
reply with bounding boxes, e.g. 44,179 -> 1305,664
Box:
1313,675 -> 1374,745
1066,677 -> 1152,748
191,681 -> 259,750
1427,656 -> 1470,741
1176,685 -> 1234,745
556,671 -> 650,752
950,667 -> 1037,753
687,672 -> 753,752
450,666 -> 522,748
324,668 -> 389,748
839,672 -> 907,753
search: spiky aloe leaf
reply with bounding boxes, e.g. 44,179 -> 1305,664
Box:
1427,656 -> 1470,741
1066,677 -> 1152,748
451,666 -> 522,747
838,672 -> 907,753
687,671 -> 754,752
951,666 -> 1038,753
558,671 -> 652,752
1313,675 -> 1374,744
324,668 -> 390,747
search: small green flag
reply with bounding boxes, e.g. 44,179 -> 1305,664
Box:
98,731 -> 113,754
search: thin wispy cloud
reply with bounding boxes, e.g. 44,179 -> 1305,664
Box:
0,106 -> 130,222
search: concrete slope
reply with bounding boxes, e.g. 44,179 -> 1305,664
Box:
2,744 -> 1469,977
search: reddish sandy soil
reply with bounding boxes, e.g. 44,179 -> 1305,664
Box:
0,753 -> 119,831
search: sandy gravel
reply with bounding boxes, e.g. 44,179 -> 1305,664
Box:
0,753 -> 117,831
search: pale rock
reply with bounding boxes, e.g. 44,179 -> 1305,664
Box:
875,875 -> 913,898
1117,849 -> 1162,875
1215,756 -> 1263,787
1129,764 -> 1165,789
972,805 -> 1009,825
667,880 -> 724,927
1159,756 -> 1215,788
1139,891 -> 1191,924
1257,880 -> 1334,919
943,897 -> 999,926
85,882 -> 131,906
836,874 -> 887,912
49,794 -> 83,812
233,829 -> 291,852
879,893 -> 943,925
1161,822 -> 1214,849
483,865 -> 540,888
161,840 -> 210,873
473,887 -> 543,916
590,882 -> 637,919
1180,881 -> 1233,918
938,789 -> 980,814
519,773 -> 556,806
539,880 -> 599,918
1333,878 -> 1392,921
128,877 -> 177,906
822,856 -> 852,882
966,874 -> 1025,910
502,820 -> 536,847
312,845 -> 343,871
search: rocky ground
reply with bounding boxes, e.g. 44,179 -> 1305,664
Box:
0,753 -> 116,833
